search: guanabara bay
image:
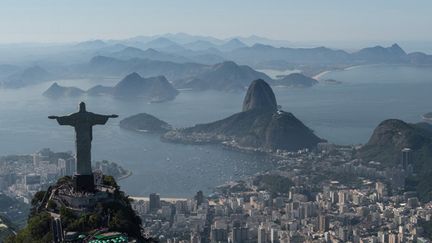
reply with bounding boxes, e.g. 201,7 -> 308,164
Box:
1,1 -> 432,243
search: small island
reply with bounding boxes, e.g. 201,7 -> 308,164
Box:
273,73 -> 318,88
120,113 -> 172,133
43,82 -> 85,98
93,160 -> 132,180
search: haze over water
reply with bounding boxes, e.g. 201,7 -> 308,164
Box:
0,64 -> 431,197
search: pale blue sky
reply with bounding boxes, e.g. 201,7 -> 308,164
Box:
0,0 -> 431,43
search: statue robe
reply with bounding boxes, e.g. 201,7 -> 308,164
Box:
54,112 -> 109,175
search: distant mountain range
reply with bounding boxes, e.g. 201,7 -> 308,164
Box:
1,66 -> 55,89
75,34 -> 432,69
2,33 -> 432,90
43,82 -> 85,98
86,57 -> 272,91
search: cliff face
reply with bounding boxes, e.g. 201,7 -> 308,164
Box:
242,79 -> 277,112
163,79 -> 322,152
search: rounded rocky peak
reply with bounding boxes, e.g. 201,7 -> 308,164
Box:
242,79 -> 277,112
376,119 -> 410,130
367,119 -> 413,146
50,82 -> 60,87
123,72 -> 142,80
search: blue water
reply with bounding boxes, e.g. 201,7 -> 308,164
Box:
0,64 -> 431,197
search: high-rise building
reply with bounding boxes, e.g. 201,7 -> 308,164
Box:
270,228 -> 277,243
195,190 -> 204,206
401,148 -> 413,171
338,191 -> 347,205
32,153 -> 41,167
232,221 -> 248,243
388,233 -> 397,243
58,158 -> 77,176
25,174 -> 41,185
149,193 -> 161,212
191,232 -> 201,243
258,225 -> 267,243
319,214 -> 329,233
211,221 -> 228,243
376,181 -> 386,200
66,157 -> 76,176
175,200 -> 188,215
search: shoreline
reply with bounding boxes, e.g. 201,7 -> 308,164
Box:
313,70 -> 331,80
313,65 -> 365,80
117,170 -> 133,181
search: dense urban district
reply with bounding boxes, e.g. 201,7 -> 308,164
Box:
131,144 -> 432,243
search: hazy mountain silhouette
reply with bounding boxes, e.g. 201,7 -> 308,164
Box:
43,82 -> 85,98
87,55 -> 206,80
184,40 -> 219,51
0,64 -> 20,78
218,38 -> 248,52
109,47 -> 191,63
75,39 -> 107,49
113,72 -> 178,100
353,43 -> 408,63
179,61 -> 272,91
88,72 -> 179,102
87,56 -> 269,91
2,66 -> 54,88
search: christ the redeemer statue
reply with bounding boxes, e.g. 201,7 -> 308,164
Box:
49,102 -> 118,191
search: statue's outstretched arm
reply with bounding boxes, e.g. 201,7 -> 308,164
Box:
48,115 -> 75,126
91,113 -> 118,125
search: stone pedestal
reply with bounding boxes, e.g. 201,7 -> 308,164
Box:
73,174 -> 95,192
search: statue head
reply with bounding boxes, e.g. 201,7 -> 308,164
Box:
79,102 -> 86,112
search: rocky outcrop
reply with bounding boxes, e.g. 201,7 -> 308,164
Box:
120,113 -> 171,133
273,73 -> 318,88
179,61 -> 272,91
163,79 -> 322,152
242,79 -> 277,112
86,72 -> 179,102
112,73 -> 178,101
